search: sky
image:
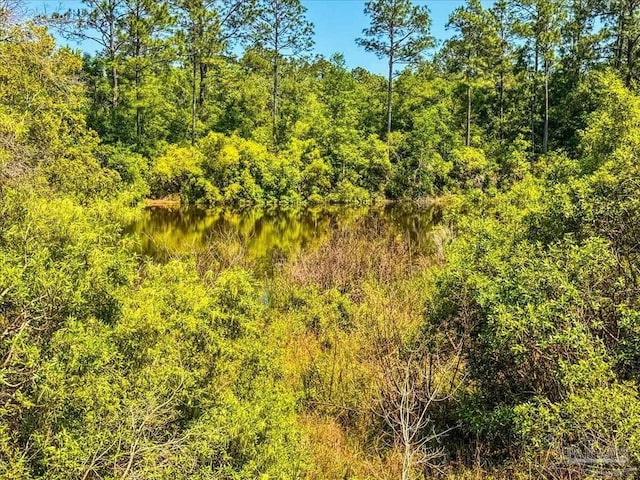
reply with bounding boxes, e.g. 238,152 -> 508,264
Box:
303,0 -> 469,74
30,0 -> 492,76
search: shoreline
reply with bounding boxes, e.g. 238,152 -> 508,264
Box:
142,195 -> 447,211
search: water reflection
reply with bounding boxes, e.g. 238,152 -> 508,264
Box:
128,203 -> 441,272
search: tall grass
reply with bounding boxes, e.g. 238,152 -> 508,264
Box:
285,217 -> 441,296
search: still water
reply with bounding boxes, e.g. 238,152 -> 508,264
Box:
128,203 -> 441,274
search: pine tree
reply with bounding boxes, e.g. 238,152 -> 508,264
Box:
608,0 -> 640,88
446,0 -> 498,146
173,0 -> 255,144
513,0 -> 565,153
50,0 -> 128,111
121,0 -> 173,143
251,0 -> 314,149
357,0 -> 433,138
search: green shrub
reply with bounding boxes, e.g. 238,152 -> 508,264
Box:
149,144 -> 204,201
329,179 -> 371,205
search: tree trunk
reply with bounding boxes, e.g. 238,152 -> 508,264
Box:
614,6 -> 624,70
543,59 -> 549,154
112,62 -> 119,109
273,54 -> 279,149
531,36 -> 539,156
191,55 -> 197,145
110,55 -> 118,139
134,16 -> 142,142
497,22 -> 506,142
136,68 -> 142,141
401,441 -> 411,480
466,80 -> 472,147
386,54 -> 393,137
498,70 -> 504,141
625,25 -> 635,87
199,62 -> 207,107
108,0 -> 118,110
271,9 -> 280,152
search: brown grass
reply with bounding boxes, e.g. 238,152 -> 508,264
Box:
194,230 -> 256,278
285,218 -> 436,298
300,414 -> 402,480
144,195 -> 181,208
270,219 -> 450,480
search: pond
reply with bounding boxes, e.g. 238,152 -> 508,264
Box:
128,203 -> 441,275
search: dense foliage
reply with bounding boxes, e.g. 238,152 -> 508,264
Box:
37,0 -> 640,205
0,21 -> 302,479
3,0 -> 640,478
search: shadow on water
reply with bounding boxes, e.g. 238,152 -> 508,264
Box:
127,202 -> 441,276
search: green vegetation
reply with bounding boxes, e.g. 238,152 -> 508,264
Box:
4,0 -> 640,478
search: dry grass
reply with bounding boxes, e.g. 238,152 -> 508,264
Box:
300,414 -> 404,480
270,220 -> 452,480
285,218 -> 438,298
195,230 -> 256,278
144,195 -> 181,208
192,212 -> 459,480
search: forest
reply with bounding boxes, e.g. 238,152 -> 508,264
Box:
2,0 -> 640,478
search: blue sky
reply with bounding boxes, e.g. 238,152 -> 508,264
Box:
33,0 -> 490,75
304,0 -> 469,74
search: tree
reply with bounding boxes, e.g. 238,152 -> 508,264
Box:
489,0 -> 519,142
0,0 -> 22,29
513,0 -> 565,153
50,0 -> 128,111
0,25 -> 95,176
607,0 -> 640,88
173,0 -> 255,144
371,314 -> 461,480
375,352 -> 457,480
357,0 -> 433,138
561,0 -> 607,79
392,66 -> 460,197
49,0 -> 178,147
446,0 -> 499,146
251,0 -> 314,148
121,0 -> 173,144
548,0 -> 605,152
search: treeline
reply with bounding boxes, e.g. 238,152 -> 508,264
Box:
25,0 -> 640,206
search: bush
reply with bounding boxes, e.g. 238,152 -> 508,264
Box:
328,179 -> 370,205
0,183 -> 306,479
149,144 -> 204,201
